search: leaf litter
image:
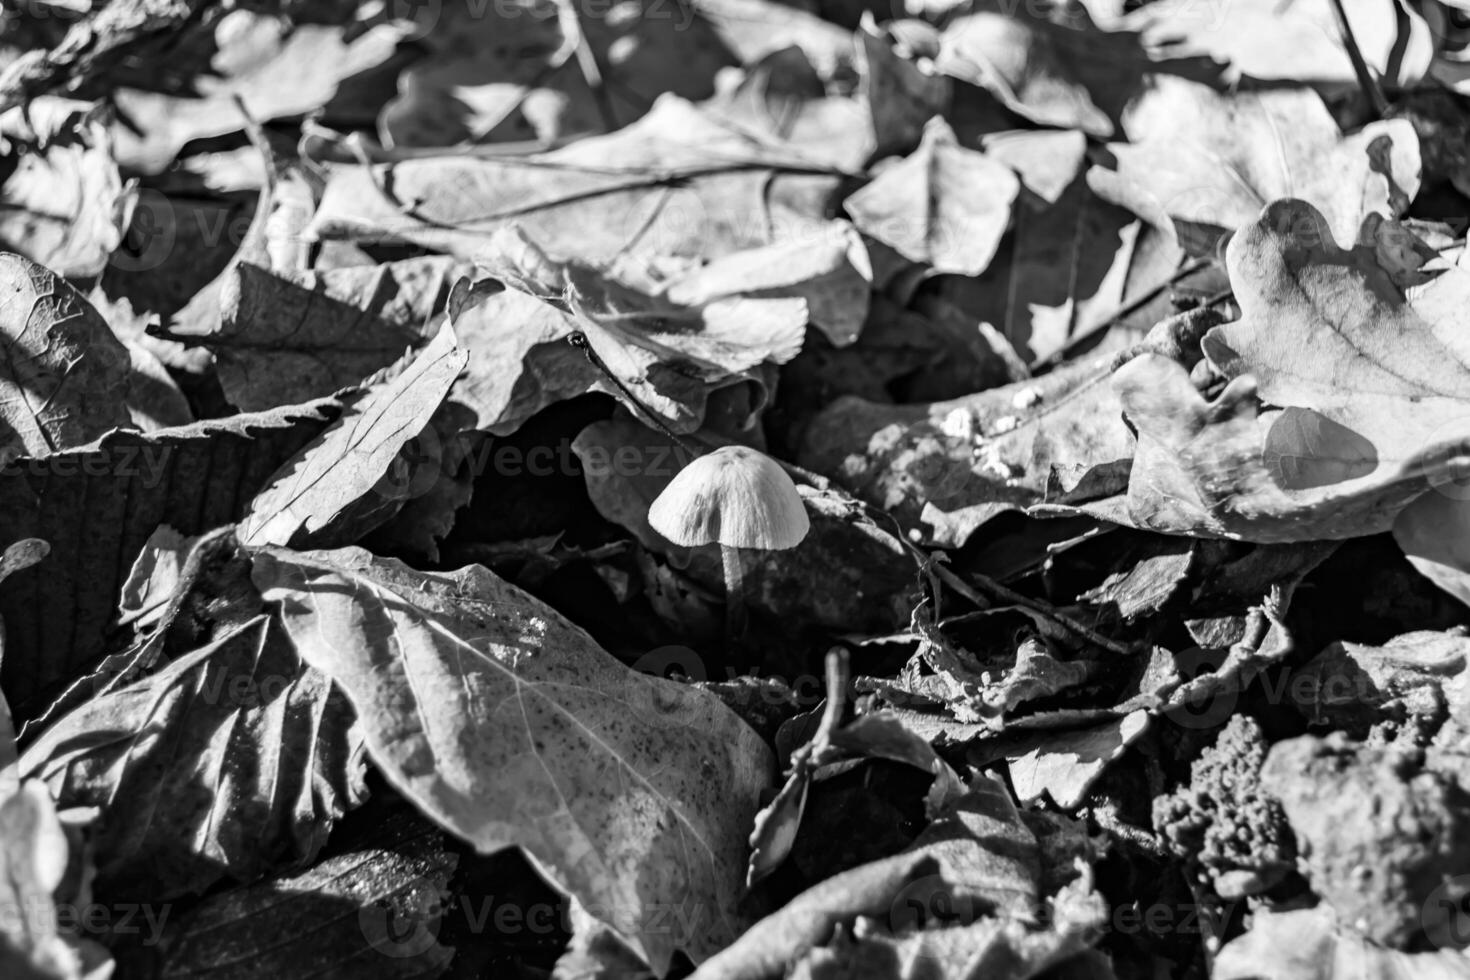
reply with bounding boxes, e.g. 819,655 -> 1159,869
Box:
6,0 -> 1470,978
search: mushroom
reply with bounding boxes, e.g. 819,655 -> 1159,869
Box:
648,445 -> 811,644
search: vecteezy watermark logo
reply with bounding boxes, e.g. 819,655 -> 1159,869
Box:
0,898 -> 172,947
625,645 -> 709,729
375,423 -> 447,504
107,189 -> 177,274
359,877 -> 447,959
1160,646 -> 1240,730
1417,418 -> 1470,502
1423,875 -> 1470,949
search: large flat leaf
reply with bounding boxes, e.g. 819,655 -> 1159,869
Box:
844,118 -> 1019,278
250,545 -> 775,974
307,97 -> 845,268
186,257 -> 469,413
20,614 -> 367,903
0,399 -> 337,717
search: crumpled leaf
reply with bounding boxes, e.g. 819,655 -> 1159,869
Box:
239,324 -> 467,548
1091,78 -> 1421,253
844,117 -> 1019,277
785,868 -> 1105,980
1113,200 -> 1470,544
935,0 -> 1213,138
661,220 -> 871,347
0,117 -> 133,279
380,0 -> 736,147
20,613 -> 368,903
250,545 -> 775,974
797,304 -> 1233,548
178,257 -> 470,413
451,229 -> 805,435
690,774 -> 1104,980
1107,0 -> 1433,88
138,800 -> 458,980
0,398 -> 338,719
108,11 -> 404,174
1007,710 -> 1149,809
0,252 -> 132,460
308,96 -> 846,268
0,781 -> 113,980
704,46 -> 875,173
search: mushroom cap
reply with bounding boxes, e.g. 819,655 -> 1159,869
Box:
648,445 -> 811,550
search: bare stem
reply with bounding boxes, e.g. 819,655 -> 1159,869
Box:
721,544 -> 747,648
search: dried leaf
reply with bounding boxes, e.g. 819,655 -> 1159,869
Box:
0,120 -> 132,278
1114,199 -> 1470,552
251,545 -> 775,973
0,253 -> 132,460
381,0 -> 736,147
451,230 -> 805,435
1092,78 -> 1421,253
844,118 -> 1019,277
308,97 -> 845,268
21,614 -> 368,902
108,13 -> 404,174
239,324 -> 467,548
0,781 -> 113,980
1007,710 -> 1149,809
140,802 -> 457,980
186,257 -> 470,413
0,398 -> 337,718
1113,0 -> 1433,88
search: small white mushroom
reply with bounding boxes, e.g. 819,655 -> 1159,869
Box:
648,445 -> 810,642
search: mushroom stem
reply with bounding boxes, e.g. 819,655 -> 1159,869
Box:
720,543 -> 747,646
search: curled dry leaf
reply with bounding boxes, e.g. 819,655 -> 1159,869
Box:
691,775 -> 1104,980
1114,199 -> 1470,561
1109,0 -> 1434,88
844,117 -> 1019,278
451,228 -> 806,435
0,117 -> 133,279
239,324 -> 468,549
0,252 -> 132,460
108,11 -> 405,174
0,398 -> 338,718
0,781 -> 113,980
380,0 -> 736,147
185,256 -> 471,413
21,614 -> 368,904
1091,77 -> 1421,253
251,545 -> 775,974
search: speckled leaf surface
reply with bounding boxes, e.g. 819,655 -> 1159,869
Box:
250,545 -> 775,974
0,252 -> 132,460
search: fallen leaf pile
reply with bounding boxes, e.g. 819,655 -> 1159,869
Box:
7,0 -> 1470,977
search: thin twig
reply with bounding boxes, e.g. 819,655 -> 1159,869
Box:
1326,0 -> 1389,118
567,332 -> 699,456
931,562 -> 1135,658
1031,257 -> 1211,372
